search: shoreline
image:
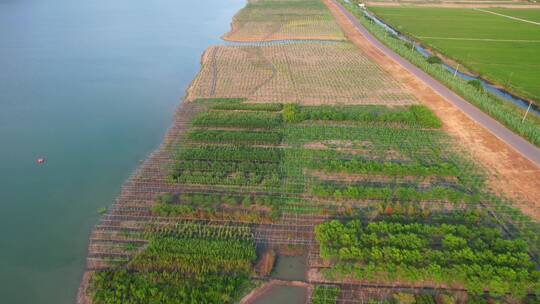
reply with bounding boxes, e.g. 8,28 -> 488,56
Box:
77,0 -> 540,302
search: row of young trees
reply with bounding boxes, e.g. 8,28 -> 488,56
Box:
282,104 -> 441,128
311,183 -> 480,204
308,159 -> 460,177
315,218 -> 540,299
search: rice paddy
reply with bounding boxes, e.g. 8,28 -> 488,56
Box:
369,6 -> 540,105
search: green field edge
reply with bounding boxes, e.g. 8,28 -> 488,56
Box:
337,0 -> 540,147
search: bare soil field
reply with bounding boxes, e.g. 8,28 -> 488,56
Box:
187,43 -> 417,105
224,0 -> 346,41
324,0 -> 540,219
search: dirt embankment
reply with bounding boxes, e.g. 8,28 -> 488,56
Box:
323,0 -> 540,220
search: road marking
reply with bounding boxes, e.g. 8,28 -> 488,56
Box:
417,36 -> 540,43
474,8 -> 540,26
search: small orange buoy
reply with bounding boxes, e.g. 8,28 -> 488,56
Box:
37,157 -> 45,164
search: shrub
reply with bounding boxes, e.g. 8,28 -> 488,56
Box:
283,104 -> 302,123
467,79 -> 484,92
427,55 -> 442,64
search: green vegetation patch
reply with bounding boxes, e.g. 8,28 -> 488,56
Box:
369,6 -> 540,105
239,0 -> 337,22
310,183 -> 479,204
192,111 -> 283,129
172,159 -> 281,187
90,270 -> 251,304
312,285 -> 341,304
308,159 -> 460,177
186,129 -> 283,145
175,145 -> 282,162
151,192 -> 283,217
283,104 -> 441,128
340,1 -> 540,146
129,236 -> 256,274
315,214 -> 540,299
90,235 -> 256,304
211,102 -> 283,112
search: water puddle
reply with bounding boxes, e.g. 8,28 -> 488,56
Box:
271,255 -> 306,281
251,285 -> 307,304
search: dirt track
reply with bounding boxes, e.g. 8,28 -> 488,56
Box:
323,0 -> 540,219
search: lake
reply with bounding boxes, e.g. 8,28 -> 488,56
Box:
0,0 -> 244,302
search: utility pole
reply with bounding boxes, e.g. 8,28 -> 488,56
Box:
522,101 -> 532,123
453,64 -> 460,79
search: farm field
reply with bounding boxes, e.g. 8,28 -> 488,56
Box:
81,98 -> 540,303
368,6 -> 540,105
364,0 -> 537,7
78,0 -> 540,303
224,0 -> 345,41
488,7 -> 540,22
188,43 -> 416,104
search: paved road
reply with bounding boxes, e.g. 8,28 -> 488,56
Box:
332,0 -> 540,168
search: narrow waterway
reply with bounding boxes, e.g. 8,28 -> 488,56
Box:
0,0 -> 244,303
361,8 -> 540,117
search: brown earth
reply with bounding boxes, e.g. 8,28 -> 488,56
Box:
255,249 -> 276,276
186,43 -> 417,105
323,0 -> 540,220
222,0 -> 345,42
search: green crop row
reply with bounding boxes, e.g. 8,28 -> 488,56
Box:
90,270 -> 251,304
283,104 -> 441,128
210,102 -> 283,112
193,97 -> 247,103
153,192 -> 283,210
311,183 -> 480,204
175,145 -> 282,162
192,111 -> 283,129
172,170 -> 280,187
186,129 -> 283,145
174,159 -> 279,174
308,159 -> 460,177
144,221 -> 253,240
312,286 -> 340,304
129,236 -> 256,274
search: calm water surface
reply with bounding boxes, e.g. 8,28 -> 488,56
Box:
0,0 -> 243,302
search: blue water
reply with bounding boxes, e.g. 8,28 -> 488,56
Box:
0,0 -> 243,303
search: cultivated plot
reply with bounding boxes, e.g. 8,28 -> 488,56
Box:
224,0 -> 346,41
188,43 -> 417,105
369,6 -> 540,104
80,98 -> 540,303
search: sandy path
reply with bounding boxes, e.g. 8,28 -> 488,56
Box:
323,0 -> 540,219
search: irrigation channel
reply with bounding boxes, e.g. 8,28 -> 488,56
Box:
357,5 -> 540,117
0,0 -> 245,303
